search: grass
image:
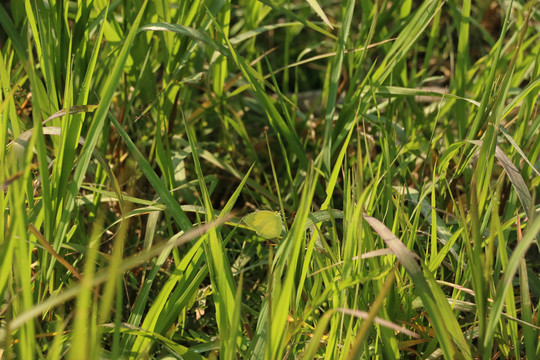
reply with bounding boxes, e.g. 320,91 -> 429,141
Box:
1,0 -> 540,358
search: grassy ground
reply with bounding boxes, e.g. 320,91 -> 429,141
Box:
1,0 -> 540,358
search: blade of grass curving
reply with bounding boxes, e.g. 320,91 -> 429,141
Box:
229,22 -> 302,45
138,23 -> 230,56
261,39 -> 394,84
467,140 -> 534,238
498,124 -> 540,176
339,306 -> 420,344
363,214 -> 471,358
304,209 -> 345,228
375,85 -> 480,107
41,105 -> 99,123
28,224 -> 82,280
153,0 -> 172,47
304,0 -> 333,29
208,9 -> 308,169
257,0 -> 336,40
492,146 -> 533,221
108,111 -> 192,230
502,76 -> 540,119
371,0 -> 444,85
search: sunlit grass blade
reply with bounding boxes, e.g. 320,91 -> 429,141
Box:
453,0 -> 471,138
321,0 -> 354,171
10,216 -> 229,331
102,324 -> 207,360
304,0 -> 333,29
108,112 -> 192,231
371,0 -> 444,85
46,1 -> 150,278
483,214 -> 540,357
138,23 -> 230,56
257,0 -> 336,40
184,115 -> 238,350
363,214 -> 471,358
468,140 -> 534,229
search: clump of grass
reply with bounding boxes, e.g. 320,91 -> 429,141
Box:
1,0 -> 539,359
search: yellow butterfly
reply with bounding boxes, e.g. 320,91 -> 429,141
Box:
243,211 -> 282,239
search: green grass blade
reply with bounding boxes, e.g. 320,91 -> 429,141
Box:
363,214 -> 471,359
483,215 -> 540,355
322,0 -> 354,171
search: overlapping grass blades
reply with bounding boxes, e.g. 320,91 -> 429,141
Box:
1,0 -> 539,358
